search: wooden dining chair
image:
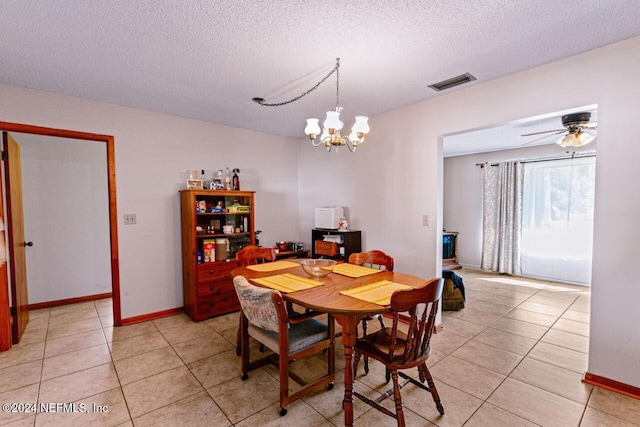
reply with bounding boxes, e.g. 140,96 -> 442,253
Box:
352,278 -> 445,427
233,276 -> 335,416
235,245 -> 277,355
348,250 -> 395,372
236,245 -> 277,266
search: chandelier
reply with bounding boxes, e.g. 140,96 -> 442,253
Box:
252,58 -> 369,153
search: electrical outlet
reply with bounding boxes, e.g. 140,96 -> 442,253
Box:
124,214 -> 137,225
422,215 -> 429,226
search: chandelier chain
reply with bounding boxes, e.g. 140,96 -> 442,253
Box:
335,60 -> 340,108
253,59 -> 340,107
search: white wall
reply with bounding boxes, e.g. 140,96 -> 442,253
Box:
298,36 -> 640,388
0,85 -> 300,319
443,142 -> 595,269
19,134 -> 111,303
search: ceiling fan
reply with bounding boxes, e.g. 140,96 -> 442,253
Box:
522,112 -> 597,147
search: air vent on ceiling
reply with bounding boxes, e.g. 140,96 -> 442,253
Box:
428,73 -> 477,92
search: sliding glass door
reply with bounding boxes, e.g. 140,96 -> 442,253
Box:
521,157 -> 596,285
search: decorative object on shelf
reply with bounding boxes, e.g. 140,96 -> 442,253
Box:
211,170 -> 224,190
187,170 -> 203,189
225,167 -> 232,190
252,58 -> 369,153
200,170 -> 209,189
215,238 -> 229,261
232,168 -> 240,190
214,201 -> 224,212
276,241 -> 289,252
338,217 -> 349,231
255,230 -> 262,246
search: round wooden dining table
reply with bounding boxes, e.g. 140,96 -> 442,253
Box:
231,259 -> 429,427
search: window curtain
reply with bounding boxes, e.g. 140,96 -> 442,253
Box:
481,160 -> 524,275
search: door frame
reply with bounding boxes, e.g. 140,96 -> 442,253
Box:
0,122 -> 121,342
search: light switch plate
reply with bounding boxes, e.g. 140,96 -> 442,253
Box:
124,214 -> 137,225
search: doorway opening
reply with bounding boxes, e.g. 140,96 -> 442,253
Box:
441,106 -> 597,285
0,121 -> 120,351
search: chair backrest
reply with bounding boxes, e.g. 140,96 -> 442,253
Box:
233,275 -> 285,332
236,245 -> 277,266
348,250 -> 394,271
387,278 -> 443,365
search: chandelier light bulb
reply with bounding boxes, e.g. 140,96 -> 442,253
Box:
352,116 -> 370,134
305,118 -> 321,137
324,110 -> 343,131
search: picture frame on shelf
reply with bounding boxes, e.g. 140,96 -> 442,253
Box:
187,179 -> 203,189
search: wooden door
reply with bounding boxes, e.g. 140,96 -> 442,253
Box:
3,132 -> 29,343
0,157 -> 10,350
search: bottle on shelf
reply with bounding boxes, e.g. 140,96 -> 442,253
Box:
232,168 -> 240,190
225,167 -> 232,190
201,170 -> 208,189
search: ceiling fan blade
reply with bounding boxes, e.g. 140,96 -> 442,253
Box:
521,130 -> 565,146
521,128 -> 566,137
582,123 -> 597,129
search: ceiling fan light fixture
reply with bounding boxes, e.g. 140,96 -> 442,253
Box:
557,130 -> 595,148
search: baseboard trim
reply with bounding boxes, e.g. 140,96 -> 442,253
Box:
583,372 -> 640,400
121,307 -> 184,326
28,293 -> 112,310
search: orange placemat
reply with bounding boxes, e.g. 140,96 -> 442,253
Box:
331,263 -> 383,278
340,280 -> 412,306
252,273 -> 324,293
246,260 -> 299,272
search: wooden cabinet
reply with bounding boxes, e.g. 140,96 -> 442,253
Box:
311,228 -> 361,261
180,190 -> 255,321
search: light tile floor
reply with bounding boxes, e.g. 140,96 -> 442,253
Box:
1,268 -> 639,426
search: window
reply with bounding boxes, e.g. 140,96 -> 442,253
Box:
521,157 -> 596,285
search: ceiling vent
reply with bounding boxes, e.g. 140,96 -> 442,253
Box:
428,73 -> 477,91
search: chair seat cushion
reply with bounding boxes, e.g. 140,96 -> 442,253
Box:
249,318 -> 329,354
356,328 -> 430,365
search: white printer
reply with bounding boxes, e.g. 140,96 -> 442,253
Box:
314,207 -> 344,229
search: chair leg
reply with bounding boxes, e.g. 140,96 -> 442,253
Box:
390,370 -> 406,427
279,347 -> 289,415
240,314 -> 250,379
361,319 -> 370,373
236,317 -> 242,356
420,363 -> 444,415
376,314 -> 385,331
353,352 -> 362,380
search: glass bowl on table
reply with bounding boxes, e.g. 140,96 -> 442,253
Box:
300,259 -> 337,278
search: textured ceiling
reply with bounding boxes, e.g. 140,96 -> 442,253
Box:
1,1 -> 638,144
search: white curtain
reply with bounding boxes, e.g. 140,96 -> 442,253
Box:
520,157 -> 595,284
481,161 -> 523,274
